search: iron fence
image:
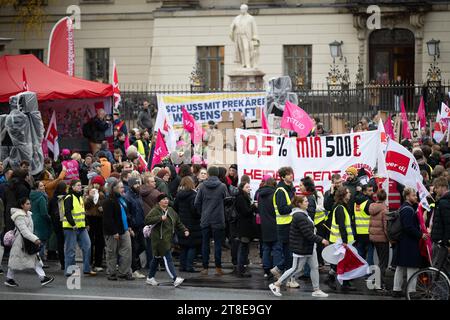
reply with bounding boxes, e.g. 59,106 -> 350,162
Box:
119,81 -> 450,132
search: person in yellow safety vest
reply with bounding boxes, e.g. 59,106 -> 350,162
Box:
133,130 -> 147,158
270,166 -> 299,288
325,186 -> 356,292
63,180 -> 96,277
354,184 -> 375,266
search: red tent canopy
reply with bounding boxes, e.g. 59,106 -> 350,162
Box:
0,54 -> 113,103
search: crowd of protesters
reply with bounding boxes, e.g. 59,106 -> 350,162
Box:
0,107 -> 448,300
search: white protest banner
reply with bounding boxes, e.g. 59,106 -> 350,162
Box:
157,92 -> 266,125
236,129 -> 380,194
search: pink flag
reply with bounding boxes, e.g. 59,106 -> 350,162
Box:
112,59 -> 121,108
417,96 -> 426,129
138,153 -> 149,172
150,130 -> 169,169
384,116 -> 395,140
280,101 -> 314,137
417,204 -> 432,264
182,107 -> 204,144
124,135 -> 130,152
261,109 -> 270,134
47,17 -> 75,76
400,98 -> 412,139
22,68 -> 29,91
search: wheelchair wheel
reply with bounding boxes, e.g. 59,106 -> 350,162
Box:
406,268 -> 450,300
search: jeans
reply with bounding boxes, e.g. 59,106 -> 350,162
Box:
148,250 -> 177,280
201,227 -> 224,269
104,231 -> 132,276
356,238 -> 374,266
262,241 -> 283,272
64,228 -> 91,275
145,237 -> 153,269
281,241 -> 292,272
131,227 -> 146,272
237,238 -> 250,273
277,249 -> 321,290
87,216 -> 105,268
180,246 -> 196,271
374,242 -> 390,287
39,240 -> 47,261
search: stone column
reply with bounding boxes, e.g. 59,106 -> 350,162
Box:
410,13 -> 425,83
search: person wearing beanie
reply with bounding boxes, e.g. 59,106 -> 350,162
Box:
145,193 -> 188,287
124,176 -> 147,279
343,165 -> 361,226
194,166 -> 228,276
84,175 -> 107,272
155,169 -> 173,206
226,164 -> 239,187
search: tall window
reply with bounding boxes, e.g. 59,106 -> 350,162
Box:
85,48 -> 109,82
283,45 -> 312,89
20,49 -> 44,62
197,46 -> 224,90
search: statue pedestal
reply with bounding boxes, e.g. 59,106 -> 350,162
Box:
227,68 -> 265,91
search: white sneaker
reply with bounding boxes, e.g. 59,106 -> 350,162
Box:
286,279 -> 300,288
132,271 -> 146,279
312,290 -> 329,298
270,267 -> 282,280
174,277 -> 184,287
93,267 -> 104,272
269,283 -> 282,297
146,277 -> 159,286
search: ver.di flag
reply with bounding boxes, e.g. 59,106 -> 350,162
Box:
417,96 -> 426,129
384,116 -> 395,140
280,101 -> 314,137
182,107 -> 204,144
155,97 -> 177,152
47,17 -> 75,76
400,97 -> 412,140
150,130 -> 169,169
44,110 -> 60,161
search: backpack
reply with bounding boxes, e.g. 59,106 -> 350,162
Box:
224,196 -> 238,223
386,210 -> 402,242
57,195 -> 66,222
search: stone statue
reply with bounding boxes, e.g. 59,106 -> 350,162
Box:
230,4 -> 260,69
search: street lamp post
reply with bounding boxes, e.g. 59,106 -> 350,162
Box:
327,40 -> 343,86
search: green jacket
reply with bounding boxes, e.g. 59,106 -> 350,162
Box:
30,190 -> 52,240
145,205 -> 187,257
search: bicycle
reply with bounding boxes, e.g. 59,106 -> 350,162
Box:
406,243 -> 450,300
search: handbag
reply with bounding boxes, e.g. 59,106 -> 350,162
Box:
16,227 -> 40,255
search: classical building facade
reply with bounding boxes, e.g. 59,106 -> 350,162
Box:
1,0 -> 449,88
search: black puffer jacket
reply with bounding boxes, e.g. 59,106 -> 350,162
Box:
174,189 -> 201,247
289,208 -> 324,255
431,191 -> 450,245
257,185 -> 277,242
235,189 -> 257,240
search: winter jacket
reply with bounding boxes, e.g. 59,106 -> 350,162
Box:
137,108 -> 154,131
90,117 -> 110,144
124,188 -> 146,228
145,205 -> 187,256
257,185 -> 277,242
155,177 -> 173,206
167,165 -> 181,199
195,176 -> 228,229
102,195 -> 132,236
140,184 -> 161,216
392,202 -> 423,268
274,181 -> 295,243
324,189 -> 336,212
3,178 -> 31,231
235,189 -> 257,240
174,189 -> 201,247
30,190 -> 52,241
368,201 -> 388,243
84,189 -> 106,217
289,208 -> 324,255
42,169 -> 66,199
343,178 -> 360,218
431,191 -> 450,245
8,208 -> 39,270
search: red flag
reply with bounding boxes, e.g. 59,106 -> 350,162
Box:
112,59 -> 121,108
417,204 -> 432,264
400,97 -> 412,139
22,68 -> 29,91
182,107 -> 204,144
261,109 -> 270,134
150,130 -> 169,169
44,110 -> 60,161
336,245 -> 369,284
384,116 -> 395,140
417,96 -> 426,129
280,101 -> 314,137
47,17 -> 75,76
137,153 -> 149,172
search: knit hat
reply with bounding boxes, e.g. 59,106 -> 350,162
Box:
157,169 -> 169,179
128,177 -> 141,187
345,167 -> 358,176
92,162 -> 101,169
262,174 -> 272,182
207,166 -> 219,177
157,193 -> 168,203
91,175 -> 105,187
61,149 -> 71,156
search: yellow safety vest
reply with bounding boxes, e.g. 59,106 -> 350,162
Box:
273,187 -> 293,225
330,205 -> 354,243
136,140 -> 145,157
354,200 -> 370,235
62,195 -> 86,229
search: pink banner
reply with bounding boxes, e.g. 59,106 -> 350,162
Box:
417,96 -> 426,129
261,109 -> 269,134
280,101 -> 314,137
384,116 -> 395,140
151,130 -> 169,169
48,17 -> 74,76
400,98 -> 412,139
